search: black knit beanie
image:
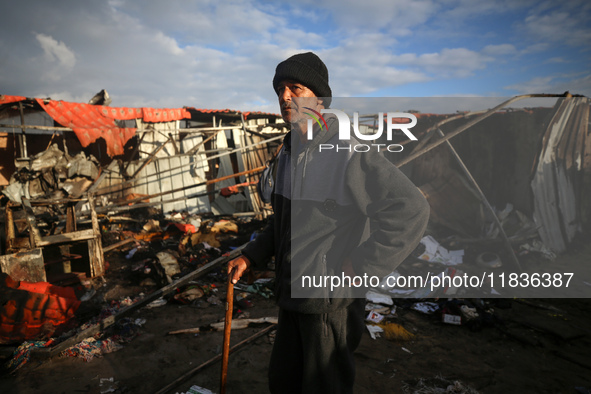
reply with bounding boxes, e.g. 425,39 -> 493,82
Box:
273,52 -> 332,107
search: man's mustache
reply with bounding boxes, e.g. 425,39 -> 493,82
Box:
281,102 -> 297,110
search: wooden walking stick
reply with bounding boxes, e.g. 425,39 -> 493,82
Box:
220,274 -> 234,394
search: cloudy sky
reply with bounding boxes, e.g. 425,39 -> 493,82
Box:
1,0 -> 589,113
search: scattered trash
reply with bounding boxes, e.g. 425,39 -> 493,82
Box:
63,337 -> 123,362
180,384 -> 215,394
146,297 -> 167,308
236,292 -> 253,309
143,219 -> 161,232
234,281 -> 274,299
2,144 -> 99,204
5,340 -> 53,372
156,251 -> 181,283
99,377 -> 119,394
388,288 -> 415,296
402,375 -> 480,394
377,322 -> 414,341
80,288 -> 97,302
62,317 -> 144,362
418,235 -> 464,266
401,347 -> 413,354
411,302 -> 440,314
126,248 -> 138,259
365,303 -> 391,314
475,252 -> 502,269
366,311 -> 385,324
206,294 -> 221,306
170,222 -> 197,234
460,305 -> 479,321
519,239 -> 557,260
173,286 -> 205,304
366,324 -> 384,340
365,290 -> 394,306
268,329 -> 277,345
442,314 -> 462,325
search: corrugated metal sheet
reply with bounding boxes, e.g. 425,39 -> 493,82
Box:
531,97 -> 590,253
210,129 -> 249,214
123,120 -> 211,214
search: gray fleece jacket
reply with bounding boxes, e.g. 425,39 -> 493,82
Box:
243,114 -> 429,314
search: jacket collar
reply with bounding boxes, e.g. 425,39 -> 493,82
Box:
284,113 -> 339,154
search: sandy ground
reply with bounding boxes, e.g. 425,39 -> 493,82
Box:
1,242 -> 591,394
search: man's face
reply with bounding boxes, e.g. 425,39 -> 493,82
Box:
277,80 -> 323,132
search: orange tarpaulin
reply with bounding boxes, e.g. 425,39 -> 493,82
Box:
35,99 -> 190,157
0,273 -> 81,344
0,95 -> 28,105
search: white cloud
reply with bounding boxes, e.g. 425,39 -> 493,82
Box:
521,3 -> 591,48
544,57 -> 568,64
505,76 -> 555,93
270,28 -> 328,50
521,43 -> 549,54
391,47 -> 492,78
35,33 -> 76,69
505,73 -> 591,97
320,34 -> 429,95
0,0 -> 588,112
152,32 -> 184,56
482,44 -> 518,56
295,0 -> 438,36
109,0 -> 278,46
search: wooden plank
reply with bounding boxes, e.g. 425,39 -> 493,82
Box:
5,203 -> 15,252
21,198 -> 42,248
88,194 -> 105,278
37,229 -> 96,246
102,237 -> 135,253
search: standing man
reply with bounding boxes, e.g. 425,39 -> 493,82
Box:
228,52 -> 429,393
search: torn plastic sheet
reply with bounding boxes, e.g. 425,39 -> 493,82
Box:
181,385 -> 215,394
418,235 -> 464,266
520,239 -> 557,260
365,290 -> 394,306
366,324 -> 384,340
411,301 -> 440,314
388,288 -> 415,296
365,303 -> 391,314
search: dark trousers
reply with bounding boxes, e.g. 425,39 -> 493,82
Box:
268,299 -> 366,394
